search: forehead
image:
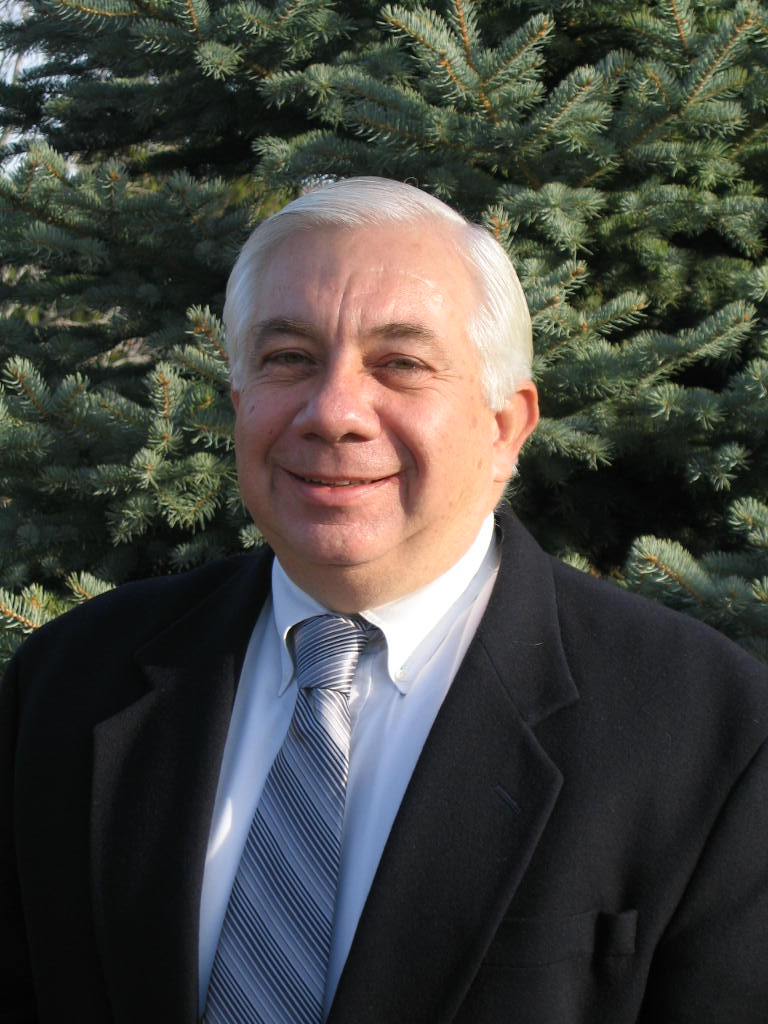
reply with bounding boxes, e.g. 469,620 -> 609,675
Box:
252,222 -> 480,330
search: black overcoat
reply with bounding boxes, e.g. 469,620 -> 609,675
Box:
3,511 -> 768,1022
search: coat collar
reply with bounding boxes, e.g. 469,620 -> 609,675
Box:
89,551 -> 273,1023
329,508 -> 579,1023
475,506 -> 579,726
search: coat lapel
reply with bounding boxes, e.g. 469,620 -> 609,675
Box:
89,554 -> 272,1023
329,511 -> 579,1023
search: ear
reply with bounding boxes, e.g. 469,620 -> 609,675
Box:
230,385 -> 241,413
492,380 -> 539,483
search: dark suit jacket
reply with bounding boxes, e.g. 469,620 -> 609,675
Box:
3,511 -> 768,1023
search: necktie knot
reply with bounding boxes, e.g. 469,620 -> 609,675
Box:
292,614 -> 377,697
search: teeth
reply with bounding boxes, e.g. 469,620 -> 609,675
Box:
304,477 -> 372,486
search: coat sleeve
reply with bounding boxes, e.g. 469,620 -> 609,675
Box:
0,654 -> 38,1023
639,736 -> 768,1023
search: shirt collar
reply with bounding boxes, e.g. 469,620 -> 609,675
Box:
360,516 -> 497,691
271,516 -> 497,696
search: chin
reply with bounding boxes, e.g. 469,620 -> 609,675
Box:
281,524 -> 394,571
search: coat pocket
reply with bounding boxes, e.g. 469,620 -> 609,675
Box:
483,908 -> 637,967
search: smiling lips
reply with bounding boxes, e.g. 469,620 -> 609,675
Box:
288,470 -> 390,487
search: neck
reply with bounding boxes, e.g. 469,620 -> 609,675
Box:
276,562 -> 422,613
274,516 -> 497,613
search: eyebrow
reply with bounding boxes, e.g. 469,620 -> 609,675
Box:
249,318 -> 316,348
368,322 -> 441,347
248,317 -> 442,349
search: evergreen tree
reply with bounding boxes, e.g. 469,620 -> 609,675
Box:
1,0 -> 767,666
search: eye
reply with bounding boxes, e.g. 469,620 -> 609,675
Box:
376,351 -> 434,375
371,354 -> 433,390
384,356 -> 424,371
252,348 -> 319,381
250,346 -> 318,383
262,349 -> 313,367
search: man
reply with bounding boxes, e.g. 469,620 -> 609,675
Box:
2,177 -> 768,1023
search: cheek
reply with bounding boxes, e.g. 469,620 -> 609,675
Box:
235,393 -> 288,449
403,408 -> 474,467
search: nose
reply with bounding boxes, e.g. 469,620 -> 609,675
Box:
294,356 -> 380,442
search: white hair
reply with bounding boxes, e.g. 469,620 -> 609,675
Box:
223,177 -> 532,410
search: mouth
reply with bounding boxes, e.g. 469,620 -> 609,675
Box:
297,475 -> 379,487
282,467 -> 396,507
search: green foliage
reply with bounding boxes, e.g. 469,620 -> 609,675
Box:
1,0 -> 767,665
0,304 -> 247,601
624,495 -> 768,660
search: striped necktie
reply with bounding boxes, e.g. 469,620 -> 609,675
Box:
204,614 -> 377,1024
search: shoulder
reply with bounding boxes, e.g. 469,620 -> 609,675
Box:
550,553 -> 765,687
544,552 -> 768,788
494,508 -> 768,743
12,549 -> 272,672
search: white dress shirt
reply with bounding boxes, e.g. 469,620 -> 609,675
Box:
198,515 -> 500,1012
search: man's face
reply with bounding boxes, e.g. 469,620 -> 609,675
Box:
232,222 -> 538,608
